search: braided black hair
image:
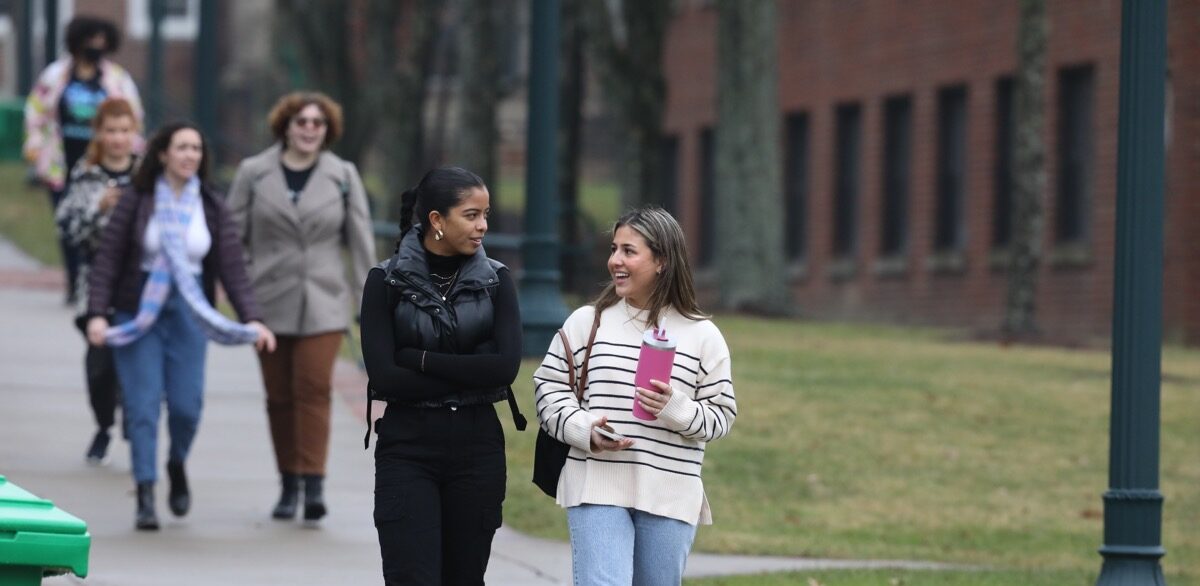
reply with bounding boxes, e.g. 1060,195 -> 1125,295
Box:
397,166 -> 486,240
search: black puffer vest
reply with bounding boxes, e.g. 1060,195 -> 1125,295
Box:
376,227 -> 508,408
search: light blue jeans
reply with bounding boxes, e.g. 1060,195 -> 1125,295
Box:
111,286 -> 207,483
566,504 -> 697,586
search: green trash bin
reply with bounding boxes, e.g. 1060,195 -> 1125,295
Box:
0,475 -> 90,585
0,100 -> 23,161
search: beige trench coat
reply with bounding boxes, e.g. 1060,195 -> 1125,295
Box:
227,144 -> 377,336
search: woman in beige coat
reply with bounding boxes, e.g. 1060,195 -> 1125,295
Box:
227,92 -> 376,523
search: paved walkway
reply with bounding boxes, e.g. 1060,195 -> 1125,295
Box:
0,240 -> 958,585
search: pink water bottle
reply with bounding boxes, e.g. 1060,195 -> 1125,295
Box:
633,327 -> 677,421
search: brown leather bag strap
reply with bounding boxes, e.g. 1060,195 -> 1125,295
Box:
556,329 -> 580,400
577,309 -> 602,393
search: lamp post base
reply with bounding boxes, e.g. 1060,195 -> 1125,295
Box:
1095,552 -> 1166,586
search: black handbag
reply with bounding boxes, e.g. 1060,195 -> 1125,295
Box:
532,314 -> 600,497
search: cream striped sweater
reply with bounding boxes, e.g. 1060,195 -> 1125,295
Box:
533,299 -> 737,525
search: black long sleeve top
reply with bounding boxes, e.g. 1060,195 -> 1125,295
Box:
360,259 -> 522,402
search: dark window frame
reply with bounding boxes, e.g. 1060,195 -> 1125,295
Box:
699,127 -> 717,267
833,103 -> 862,259
881,95 -> 912,257
992,77 -> 1015,249
783,111 -> 809,262
659,135 -> 680,216
934,85 -> 969,252
164,0 -> 191,17
1056,65 -> 1095,245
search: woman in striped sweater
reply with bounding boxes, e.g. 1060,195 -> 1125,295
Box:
534,207 -> 737,585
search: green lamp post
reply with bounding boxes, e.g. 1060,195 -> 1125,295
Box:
1096,1 -> 1167,584
18,0 -> 33,95
519,0 -> 570,356
193,0 -> 219,157
42,0 -> 57,67
146,0 -> 165,131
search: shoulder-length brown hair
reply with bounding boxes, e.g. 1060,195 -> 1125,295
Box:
591,207 -> 709,327
266,91 -> 343,148
132,122 -> 210,193
84,98 -> 140,166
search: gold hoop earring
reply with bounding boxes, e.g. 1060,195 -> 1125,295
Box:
435,229 -> 444,241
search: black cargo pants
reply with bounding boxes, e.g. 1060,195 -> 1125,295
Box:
374,402 -> 506,585
85,339 -> 121,432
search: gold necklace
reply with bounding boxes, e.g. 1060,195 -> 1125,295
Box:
433,270 -> 459,301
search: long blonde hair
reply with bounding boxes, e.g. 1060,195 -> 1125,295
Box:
591,207 -> 709,326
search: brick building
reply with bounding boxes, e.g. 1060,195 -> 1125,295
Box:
662,0 -> 1200,343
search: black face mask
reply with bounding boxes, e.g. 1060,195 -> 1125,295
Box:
81,47 -> 105,63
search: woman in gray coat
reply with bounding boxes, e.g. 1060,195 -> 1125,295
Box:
227,92 -> 376,523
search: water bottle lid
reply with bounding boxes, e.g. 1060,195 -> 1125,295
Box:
642,327 -> 676,350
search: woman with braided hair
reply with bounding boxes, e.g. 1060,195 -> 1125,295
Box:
360,166 -> 523,585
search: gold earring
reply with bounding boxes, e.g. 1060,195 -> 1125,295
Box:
435,229 -> 444,241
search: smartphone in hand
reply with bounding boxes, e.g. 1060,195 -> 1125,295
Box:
595,426 -> 627,442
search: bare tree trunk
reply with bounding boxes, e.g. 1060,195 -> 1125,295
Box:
715,0 -> 789,313
275,0 -> 374,165
276,0 -> 442,223
1003,0 -> 1047,338
455,0 -> 514,222
583,0 -> 671,209
428,2 -> 458,170
365,0 -> 442,222
559,0 -> 586,292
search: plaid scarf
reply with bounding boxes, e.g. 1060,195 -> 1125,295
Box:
105,176 -> 259,347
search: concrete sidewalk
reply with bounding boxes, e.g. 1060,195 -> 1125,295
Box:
0,242 -> 957,585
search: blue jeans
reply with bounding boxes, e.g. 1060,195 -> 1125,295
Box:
111,287 -> 207,483
566,504 -> 697,586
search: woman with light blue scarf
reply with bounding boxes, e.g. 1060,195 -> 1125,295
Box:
86,122 -> 277,530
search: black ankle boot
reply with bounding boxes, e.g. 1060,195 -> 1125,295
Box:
135,482 -> 159,531
85,429 -> 111,465
302,474 -> 326,522
166,460 -> 190,517
272,473 -> 300,520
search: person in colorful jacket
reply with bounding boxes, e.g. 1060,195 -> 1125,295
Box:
24,16 -> 143,304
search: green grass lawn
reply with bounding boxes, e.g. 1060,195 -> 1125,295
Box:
498,318 -> 1200,585
686,568 -> 1100,585
495,174 -> 622,225
0,162 -> 60,265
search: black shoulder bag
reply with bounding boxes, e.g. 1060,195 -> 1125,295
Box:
531,312 -> 600,497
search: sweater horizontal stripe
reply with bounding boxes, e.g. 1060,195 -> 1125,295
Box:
533,300 -> 737,525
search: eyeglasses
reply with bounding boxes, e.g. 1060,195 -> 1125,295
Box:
292,116 -> 327,129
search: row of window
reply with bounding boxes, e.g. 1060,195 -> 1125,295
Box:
665,64 -> 1096,268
